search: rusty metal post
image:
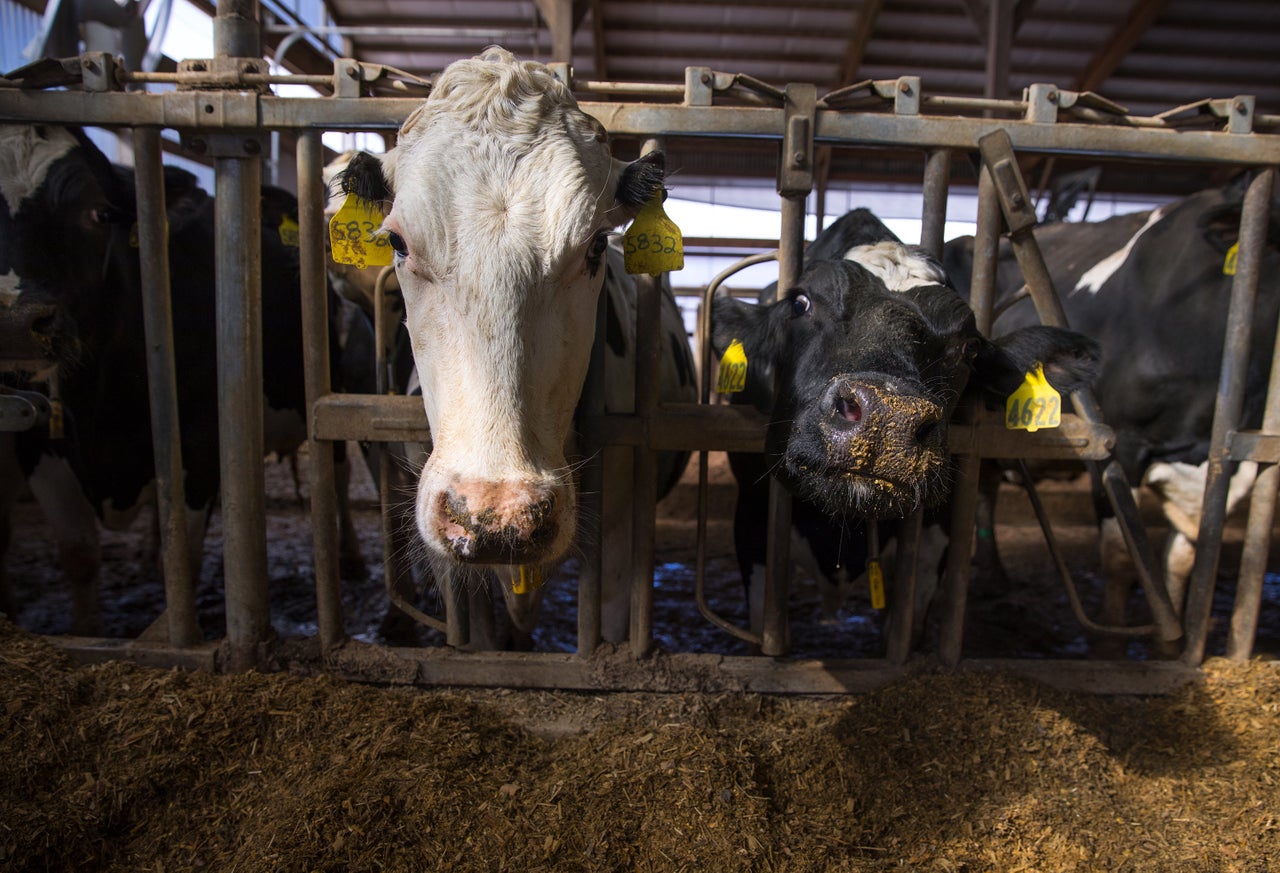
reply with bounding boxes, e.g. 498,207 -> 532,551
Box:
764,83 -> 817,658
938,162 -> 999,667
297,130 -> 344,648
1184,168 -> 1276,664
214,0 -> 270,669
886,147 -> 953,664
133,126 -> 200,647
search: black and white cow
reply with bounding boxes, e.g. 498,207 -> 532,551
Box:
713,208 -> 1100,639
943,174 -> 1280,632
0,124 -> 362,635
332,48 -> 697,645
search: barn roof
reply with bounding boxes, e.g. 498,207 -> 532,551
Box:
302,0 -> 1280,197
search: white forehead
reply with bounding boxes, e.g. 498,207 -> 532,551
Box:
844,241 -> 947,292
386,50 -> 615,276
0,125 -> 79,209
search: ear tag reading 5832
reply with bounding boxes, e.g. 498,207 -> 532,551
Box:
329,193 -> 393,269
716,339 -> 748,394
1005,363 -> 1061,433
623,191 -> 683,276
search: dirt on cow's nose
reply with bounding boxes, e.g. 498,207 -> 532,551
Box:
435,483 -> 560,564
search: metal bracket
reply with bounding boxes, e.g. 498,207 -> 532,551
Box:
175,56 -> 271,93
684,67 -> 714,106
778,83 -> 817,197
79,52 -> 123,92
181,131 -> 269,159
1024,83 -> 1059,123
333,57 -> 364,98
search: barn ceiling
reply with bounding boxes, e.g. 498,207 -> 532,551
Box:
301,0 -> 1280,197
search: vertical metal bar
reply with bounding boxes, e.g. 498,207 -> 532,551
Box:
1228,229 -> 1280,657
629,272 -> 660,657
444,570 -> 470,648
984,0 -> 1013,101
1184,168 -> 1276,665
763,192 -> 807,657
577,285 -> 606,656
885,148 -> 953,664
937,164 -> 999,667
133,126 -> 200,648
214,0 -> 268,670
297,131 -> 344,648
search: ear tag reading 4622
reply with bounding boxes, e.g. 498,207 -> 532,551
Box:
1005,363 -> 1061,433
624,191 -> 684,276
717,339 -> 748,394
329,193 -> 393,269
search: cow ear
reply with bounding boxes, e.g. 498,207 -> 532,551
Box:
711,295 -> 783,408
974,325 -> 1100,398
612,151 -> 665,220
332,150 -> 394,208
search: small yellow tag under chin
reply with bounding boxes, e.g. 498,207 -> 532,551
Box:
1223,241 -> 1239,276
867,560 -> 886,610
1005,363 -> 1062,433
278,214 -> 300,248
329,192 -> 393,268
623,191 -> 684,276
511,565 -> 544,595
716,338 -> 748,394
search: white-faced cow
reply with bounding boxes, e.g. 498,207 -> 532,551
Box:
943,174 -> 1280,636
332,48 -> 693,644
0,124 -> 362,635
714,208 -> 1100,639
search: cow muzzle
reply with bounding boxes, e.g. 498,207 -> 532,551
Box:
820,378 -> 946,481
422,476 -> 570,566
0,298 -> 64,373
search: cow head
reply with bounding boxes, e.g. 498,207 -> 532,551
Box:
712,246 -> 1099,518
333,48 -> 663,568
0,125 -> 133,366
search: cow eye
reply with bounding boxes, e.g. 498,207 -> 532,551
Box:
386,230 -> 407,257
790,293 -> 811,317
960,338 -> 981,360
588,231 -> 610,261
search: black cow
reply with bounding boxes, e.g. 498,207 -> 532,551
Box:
712,209 -> 1100,640
0,124 -> 362,635
943,174 -> 1280,633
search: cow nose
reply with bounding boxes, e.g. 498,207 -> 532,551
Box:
435,481 -> 561,564
824,379 -> 945,448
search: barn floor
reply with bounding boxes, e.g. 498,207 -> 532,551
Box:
4,449 -> 1280,869
2,619 -> 1278,871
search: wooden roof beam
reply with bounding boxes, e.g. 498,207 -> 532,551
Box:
1074,0 -> 1170,92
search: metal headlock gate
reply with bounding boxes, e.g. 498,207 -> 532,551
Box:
5,9 -> 1279,695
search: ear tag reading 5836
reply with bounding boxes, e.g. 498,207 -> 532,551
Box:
329,193 -> 393,269
623,191 -> 684,276
716,338 -> 748,394
1005,363 -> 1061,433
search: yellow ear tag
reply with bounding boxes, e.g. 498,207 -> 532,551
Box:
1223,241 -> 1239,276
329,193 -> 393,269
716,339 -> 748,394
512,565 -> 544,595
1005,363 -> 1061,433
867,560 -> 886,610
623,191 -> 683,275
278,214 -> 300,248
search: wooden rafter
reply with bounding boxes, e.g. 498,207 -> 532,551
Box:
1074,0 -> 1170,92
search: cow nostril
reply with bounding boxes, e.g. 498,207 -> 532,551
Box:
835,394 -> 862,424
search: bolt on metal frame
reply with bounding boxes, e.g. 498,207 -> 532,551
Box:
5,32 -> 1279,691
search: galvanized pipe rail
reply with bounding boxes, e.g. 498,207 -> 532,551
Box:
7,55 -> 1278,688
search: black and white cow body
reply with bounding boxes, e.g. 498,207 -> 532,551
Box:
943,176 -> 1280,626
0,124 -> 359,635
714,209 -> 1100,640
333,49 -> 695,646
